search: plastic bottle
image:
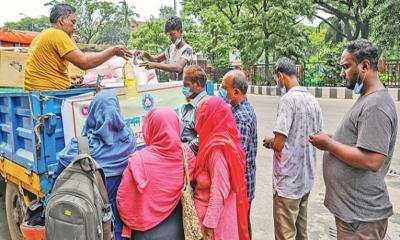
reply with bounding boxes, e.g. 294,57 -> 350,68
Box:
123,59 -> 138,99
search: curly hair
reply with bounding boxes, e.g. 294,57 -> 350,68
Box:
345,39 -> 379,71
184,65 -> 207,87
165,16 -> 182,33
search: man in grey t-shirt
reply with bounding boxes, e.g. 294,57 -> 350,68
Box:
134,16 -> 193,81
264,57 -> 323,240
310,39 -> 398,240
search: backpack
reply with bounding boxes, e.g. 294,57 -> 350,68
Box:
45,137 -> 114,240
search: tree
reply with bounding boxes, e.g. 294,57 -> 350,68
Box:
318,16 -> 351,43
46,0 -> 122,43
159,6 -> 176,20
128,18 -> 169,54
181,6 -> 233,71
116,0 -> 139,27
300,24 -> 328,62
314,0 -> 371,40
96,25 -> 131,45
314,0 -> 400,57
3,16 -> 50,32
183,0 -> 314,81
372,0 -> 400,49
96,0 -> 138,45
313,0 -> 400,42
77,1 -> 117,43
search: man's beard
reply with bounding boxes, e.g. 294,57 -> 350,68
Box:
345,70 -> 359,90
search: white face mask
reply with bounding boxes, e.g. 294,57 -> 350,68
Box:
174,37 -> 182,46
280,86 -> 287,96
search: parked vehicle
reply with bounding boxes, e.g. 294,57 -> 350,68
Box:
0,81 -> 214,239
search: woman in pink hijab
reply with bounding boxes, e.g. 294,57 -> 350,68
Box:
117,107 -> 195,240
194,96 -> 250,240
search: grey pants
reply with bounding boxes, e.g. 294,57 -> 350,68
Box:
335,217 -> 388,240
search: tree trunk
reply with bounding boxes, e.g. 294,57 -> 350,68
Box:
263,0 -> 270,84
174,0 -> 177,14
361,20 -> 369,39
264,46 -> 270,85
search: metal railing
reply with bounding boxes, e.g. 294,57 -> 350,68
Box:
380,59 -> 400,87
156,59 -> 400,87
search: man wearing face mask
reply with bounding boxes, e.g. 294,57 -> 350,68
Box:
263,57 -> 323,240
219,70 -> 257,239
134,16 -> 193,81
309,39 -> 397,239
181,65 -> 208,154
24,3 -> 132,91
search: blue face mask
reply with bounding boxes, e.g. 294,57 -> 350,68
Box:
354,70 -> 367,94
276,74 -> 286,96
354,82 -> 363,94
218,87 -> 229,103
182,86 -> 192,97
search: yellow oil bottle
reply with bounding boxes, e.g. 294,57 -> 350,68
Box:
123,59 -> 138,99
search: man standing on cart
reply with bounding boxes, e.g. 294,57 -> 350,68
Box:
24,3 -> 132,91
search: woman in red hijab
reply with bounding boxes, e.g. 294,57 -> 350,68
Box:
194,96 -> 250,240
117,107 -> 195,239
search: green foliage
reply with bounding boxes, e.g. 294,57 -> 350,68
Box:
78,1 -> 116,43
159,6 -> 176,20
96,1 -> 138,45
3,16 -> 50,32
372,0 -> 400,49
45,0 -> 137,44
312,43 -> 344,86
382,47 -> 400,59
128,18 -> 169,54
305,26 -> 328,62
96,25 -> 131,45
182,5 -> 233,71
271,25 -> 310,62
315,0 -> 400,52
314,0 -> 373,41
183,0 -> 315,74
116,0 -> 139,27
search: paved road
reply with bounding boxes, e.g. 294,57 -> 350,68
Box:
0,95 -> 399,240
249,95 -> 400,240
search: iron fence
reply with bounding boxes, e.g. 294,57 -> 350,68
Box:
155,59 -> 400,87
380,59 -> 400,87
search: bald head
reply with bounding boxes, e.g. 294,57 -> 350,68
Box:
224,70 -> 248,94
220,70 -> 248,106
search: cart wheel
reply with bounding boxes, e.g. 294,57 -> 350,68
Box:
5,182 -> 24,240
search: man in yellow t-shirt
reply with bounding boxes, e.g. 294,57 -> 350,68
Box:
24,3 -> 133,92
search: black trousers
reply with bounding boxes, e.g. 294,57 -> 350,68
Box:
132,202 -> 184,240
